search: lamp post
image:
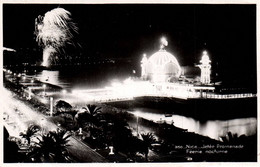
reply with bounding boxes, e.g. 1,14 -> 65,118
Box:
41,118 -> 45,135
62,89 -> 67,99
135,112 -> 140,136
137,115 -> 139,136
50,97 -> 53,116
43,84 -> 46,96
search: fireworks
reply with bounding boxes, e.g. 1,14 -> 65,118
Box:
35,8 -> 78,67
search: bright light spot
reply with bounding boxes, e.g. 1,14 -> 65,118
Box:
3,47 -> 16,52
200,50 -> 211,65
160,36 -> 168,48
111,82 -> 121,87
134,111 -> 141,117
62,89 -> 67,94
198,50 -> 211,84
38,70 -> 61,85
123,77 -> 133,84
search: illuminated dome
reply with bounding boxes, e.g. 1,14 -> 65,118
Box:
149,50 -> 180,68
142,49 -> 182,82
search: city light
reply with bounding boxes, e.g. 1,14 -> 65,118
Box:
160,36 -> 168,48
62,89 -> 67,99
198,50 -> 211,84
3,47 -> 16,52
62,89 -> 67,94
43,84 -> 46,95
134,111 -> 141,136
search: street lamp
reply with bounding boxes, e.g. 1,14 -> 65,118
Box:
43,84 -> 46,96
135,111 -> 141,136
62,89 -> 67,99
41,118 -> 45,135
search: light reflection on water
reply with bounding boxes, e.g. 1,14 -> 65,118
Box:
131,109 -> 257,140
36,70 -> 68,87
36,68 -> 132,89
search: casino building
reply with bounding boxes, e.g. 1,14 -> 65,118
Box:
140,37 -> 215,99
141,50 -> 182,83
141,38 -> 182,83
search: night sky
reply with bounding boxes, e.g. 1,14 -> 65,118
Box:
3,4 -> 257,87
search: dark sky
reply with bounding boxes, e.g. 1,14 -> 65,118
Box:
3,4 -> 257,85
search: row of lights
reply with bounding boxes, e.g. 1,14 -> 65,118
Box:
5,68 -> 67,96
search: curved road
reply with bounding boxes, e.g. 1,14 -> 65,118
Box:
3,88 -> 107,162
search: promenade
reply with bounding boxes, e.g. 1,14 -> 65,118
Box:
3,88 -> 107,162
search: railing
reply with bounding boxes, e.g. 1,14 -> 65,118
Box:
203,93 -> 256,99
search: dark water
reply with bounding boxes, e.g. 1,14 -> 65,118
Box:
35,64 -> 136,89
128,108 -> 256,140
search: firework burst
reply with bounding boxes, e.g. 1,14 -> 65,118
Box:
35,8 -> 78,67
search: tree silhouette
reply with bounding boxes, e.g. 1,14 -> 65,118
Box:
19,124 -> 41,145
75,104 -> 102,128
140,133 -> 156,161
55,100 -> 72,113
82,104 -> 102,122
29,129 -> 72,162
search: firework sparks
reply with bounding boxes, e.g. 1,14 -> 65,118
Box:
35,8 -> 78,67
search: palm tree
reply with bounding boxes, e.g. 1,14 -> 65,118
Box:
140,133 -> 156,161
56,110 -> 78,128
29,129 -> 72,162
19,124 -> 41,145
220,131 -> 246,144
82,104 -> 102,123
55,100 -> 72,113
75,104 -> 102,129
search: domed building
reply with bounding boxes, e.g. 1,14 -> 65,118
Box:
141,38 -> 182,82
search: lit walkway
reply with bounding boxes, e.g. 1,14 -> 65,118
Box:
3,88 -> 107,162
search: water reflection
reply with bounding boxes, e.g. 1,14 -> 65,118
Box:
36,70 -> 68,88
131,108 -> 257,140
36,68 -> 132,90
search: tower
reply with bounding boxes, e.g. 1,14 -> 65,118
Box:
198,51 -> 211,84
